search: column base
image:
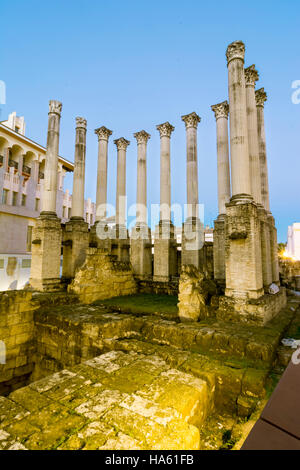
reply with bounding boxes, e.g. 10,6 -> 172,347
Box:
181,217 -> 204,270
130,223 -> 152,278
224,199 -> 264,300
153,220 -> 177,281
110,224 -> 130,262
258,207 -> 273,290
213,214 -> 226,283
29,214 -> 62,292
218,287 -> 286,325
62,218 -> 89,281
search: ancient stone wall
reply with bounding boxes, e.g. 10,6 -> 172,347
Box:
0,291 -> 37,395
136,278 -> 179,296
68,248 -> 137,304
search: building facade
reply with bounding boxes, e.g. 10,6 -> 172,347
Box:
0,112 -> 96,290
286,223 -> 300,260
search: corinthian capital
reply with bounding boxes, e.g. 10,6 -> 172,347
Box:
211,101 -> 229,120
244,65 -> 259,86
49,100 -> 62,115
114,137 -> 130,150
226,40 -> 245,65
181,112 -> 201,129
94,126 -> 112,141
133,130 -> 151,144
156,121 -> 175,138
76,117 -> 87,130
255,88 -> 267,107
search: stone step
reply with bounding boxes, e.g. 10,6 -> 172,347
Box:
0,351 -> 212,450
104,337 -> 270,417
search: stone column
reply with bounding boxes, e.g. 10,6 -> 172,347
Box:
255,88 -> 279,285
226,41 -> 252,201
154,122 -> 177,281
131,130 -> 152,278
255,88 -> 270,211
211,101 -> 230,284
224,43 -> 263,300
211,101 -> 230,216
181,112 -> 203,269
114,137 -> 130,228
109,137 -> 130,262
30,100 -> 63,291
71,118 -> 87,220
41,100 -> 62,216
94,126 -> 112,221
181,112 -> 201,218
134,130 -> 151,225
245,65 -> 262,205
62,117 -> 89,282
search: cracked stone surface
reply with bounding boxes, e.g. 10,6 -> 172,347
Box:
0,351 -> 211,450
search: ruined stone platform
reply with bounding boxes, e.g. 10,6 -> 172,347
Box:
0,351 -> 210,450
1,291 -> 300,450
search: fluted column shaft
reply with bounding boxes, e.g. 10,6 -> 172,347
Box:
95,126 -> 112,221
211,101 -> 230,215
134,130 -> 150,225
157,122 -> 174,222
114,138 -> 130,226
42,100 -> 62,215
256,88 -> 270,211
245,65 -> 262,205
71,117 -> 87,219
181,112 -> 201,218
226,41 -> 251,198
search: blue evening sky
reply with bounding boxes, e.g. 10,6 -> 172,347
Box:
1,0 -> 299,242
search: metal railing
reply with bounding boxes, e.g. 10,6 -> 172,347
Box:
8,159 -> 18,169
22,165 -> 31,175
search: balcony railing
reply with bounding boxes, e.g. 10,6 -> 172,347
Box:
22,165 -> 31,175
8,159 -> 18,170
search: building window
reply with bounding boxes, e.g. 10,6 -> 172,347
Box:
26,226 -> 33,252
15,126 -> 20,133
35,198 -> 40,211
68,207 -> 71,219
21,194 -> 26,206
12,192 -> 18,206
1,189 -> 8,205
21,259 -> 31,268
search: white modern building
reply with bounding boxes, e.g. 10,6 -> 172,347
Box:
286,223 -> 300,260
0,112 -> 96,290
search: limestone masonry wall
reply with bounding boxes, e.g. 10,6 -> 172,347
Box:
0,291 -> 37,395
68,248 -> 137,304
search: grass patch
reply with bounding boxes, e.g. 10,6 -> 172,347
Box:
95,293 -> 178,316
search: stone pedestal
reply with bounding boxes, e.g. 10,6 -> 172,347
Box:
62,218 -> 89,282
258,207 -> 272,290
29,215 -> 62,291
217,287 -> 286,325
181,217 -> 204,270
111,224 -> 130,263
224,198 -> 264,300
213,215 -> 226,285
268,214 -> 280,285
130,223 -> 152,279
153,221 -> 177,282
